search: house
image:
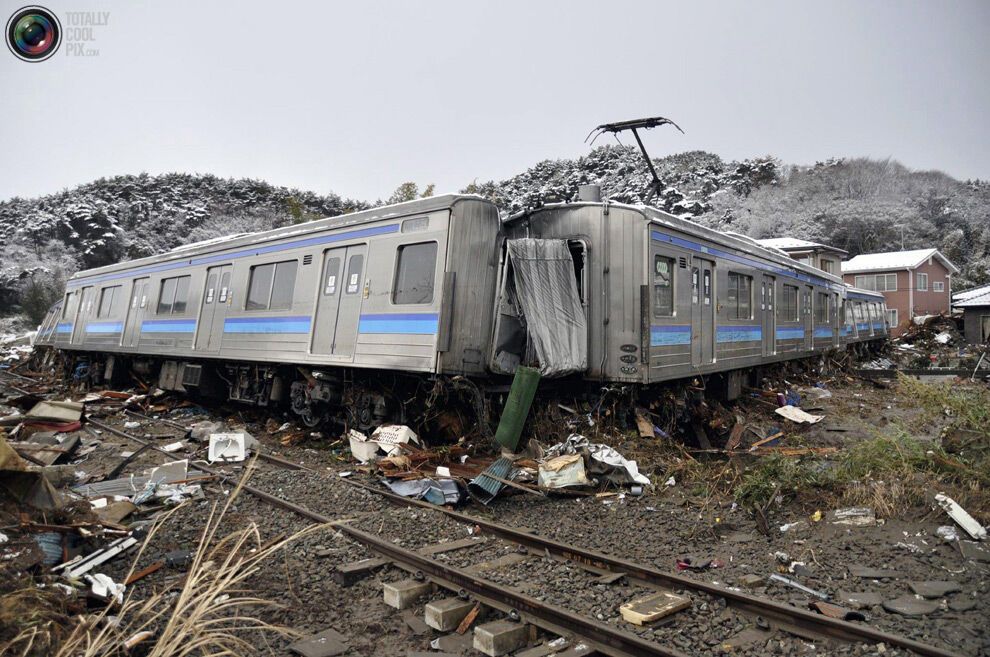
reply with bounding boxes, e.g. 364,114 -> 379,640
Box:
756,238 -> 847,275
841,248 -> 959,336
953,283 -> 990,344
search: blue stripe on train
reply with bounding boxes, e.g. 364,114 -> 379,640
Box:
872,322 -> 885,330
142,319 -> 197,333
856,323 -> 869,331
55,322 -> 73,334
650,325 -> 690,346
68,224 -> 400,288
717,325 -> 762,343
359,313 -> 439,335
775,327 -> 804,340
841,326 -> 852,336
224,316 -> 311,334
813,327 -> 834,338
86,321 -> 123,333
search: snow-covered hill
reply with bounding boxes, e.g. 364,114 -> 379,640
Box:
1,147 -> 988,327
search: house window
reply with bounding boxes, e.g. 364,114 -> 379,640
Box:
246,261 -> 298,311
854,273 -> 897,291
97,285 -> 122,318
886,308 -> 898,328
933,281 -> 944,292
157,276 -> 191,315
393,242 -> 438,304
780,285 -> 799,321
815,292 -> 831,324
726,272 -> 752,320
916,273 -> 928,291
653,255 -> 675,317
820,260 -> 834,274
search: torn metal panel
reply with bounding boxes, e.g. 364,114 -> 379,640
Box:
505,239 -> 587,377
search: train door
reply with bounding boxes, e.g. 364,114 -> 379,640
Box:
71,286 -> 94,344
691,259 -> 715,366
832,292 -> 841,347
122,277 -> 150,348
311,244 -> 366,358
195,265 -> 232,351
761,275 -> 776,356
311,248 -> 346,355
803,286 -> 814,351
331,245 -> 368,358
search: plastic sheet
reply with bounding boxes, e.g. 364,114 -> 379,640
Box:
506,239 -> 587,377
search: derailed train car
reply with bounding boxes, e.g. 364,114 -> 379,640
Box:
34,192 -> 887,427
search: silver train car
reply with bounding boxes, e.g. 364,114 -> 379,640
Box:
34,193 -> 887,427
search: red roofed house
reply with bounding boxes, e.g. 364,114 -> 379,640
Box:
841,248 -> 959,336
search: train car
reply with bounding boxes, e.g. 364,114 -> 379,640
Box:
492,190 -> 877,388
35,191 -> 887,427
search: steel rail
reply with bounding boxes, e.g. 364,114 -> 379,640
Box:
83,418 -> 958,657
341,479 -> 959,657
85,417 -> 683,657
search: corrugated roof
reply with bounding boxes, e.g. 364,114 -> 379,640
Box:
953,283 -> 990,308
841,248 -> 960,274
756,237 -> 848,255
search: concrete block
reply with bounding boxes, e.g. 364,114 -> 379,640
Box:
425,597 -> 476,632
383,578 -> 431,610
473,619 -> 528,657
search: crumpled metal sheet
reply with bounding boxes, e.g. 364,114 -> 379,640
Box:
506,239 -> 587,377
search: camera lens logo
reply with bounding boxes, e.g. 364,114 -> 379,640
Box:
6,6 -> 61,62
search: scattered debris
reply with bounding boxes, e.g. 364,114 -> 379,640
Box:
934,492 -> 986,540
774,405 -> 824,424
828,507 -> 877,527
619,591 -> 691,625
882,596 -> 941,617
287,627 -> 350,657
768,573 -> 830,600
538,454 -> 589,489
208,431 -> 258,462
908,581 -> 962,598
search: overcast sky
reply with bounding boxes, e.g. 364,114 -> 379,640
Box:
2,0 -> 988,203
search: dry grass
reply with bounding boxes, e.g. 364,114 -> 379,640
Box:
5,460 -> 321,657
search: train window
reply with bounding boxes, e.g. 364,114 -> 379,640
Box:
204,273 -> 217,304
62,292 -> 72,318
97,286 -> 122,318
323,257 -> 341,295
691,268 -> 699,304
653,255 -> 674,317
247,261 -> 298,311
218,272 -> 231,303
401,217 -> 429,233
172,277 -> 190,314
345,254 -> 364,294
726,272 -> 752,320
779,285 -> 797,321
246,264 -> 275,310
393,242 -> 437,304
270,261 -> 298,310
157,276 -> 191,315
814,292 -> 829,323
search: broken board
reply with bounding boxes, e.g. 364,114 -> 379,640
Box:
619,591 -> 691,625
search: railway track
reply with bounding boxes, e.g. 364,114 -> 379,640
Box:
83,415 -> 960,657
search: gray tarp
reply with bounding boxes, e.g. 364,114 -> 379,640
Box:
506,238 -> 587,377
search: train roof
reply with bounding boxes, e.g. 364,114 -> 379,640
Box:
509,201 -> 846,288
68,194 -> 490,285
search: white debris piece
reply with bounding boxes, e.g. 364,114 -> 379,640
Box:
538,454 -> 589,489
207,432 -> 257,462
934,493 -> 987,540
88,573 -> 125,604
123,421 -> 141,430
936,525 -> 959,542
347,429 -> 379,463
934,332 -> 952,344
371,425 -> 420,456
774,405 -> 824,424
